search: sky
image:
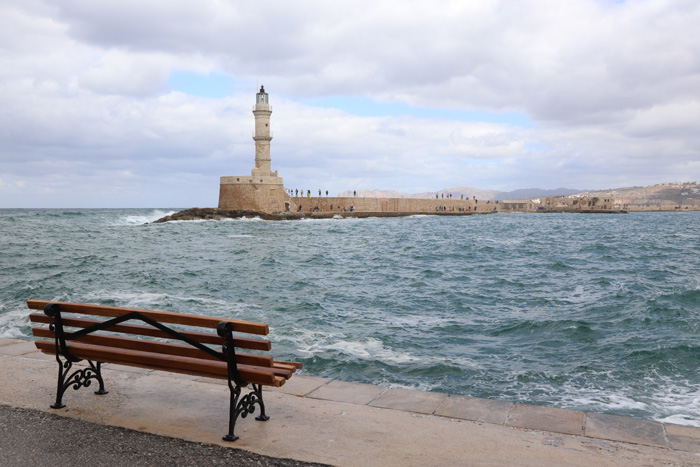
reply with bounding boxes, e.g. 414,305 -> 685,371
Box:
1,0 -> 699,208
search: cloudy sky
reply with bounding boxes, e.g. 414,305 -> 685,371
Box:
1,0 -> 699,208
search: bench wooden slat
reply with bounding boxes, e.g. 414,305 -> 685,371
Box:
28,300 -> 269,335
29,313 -> 272,351
239,363 -> 294,380
272,362 -> 302,377
34,340 -> 284,387
31,328 -> 276,369
274,360 -> 304,370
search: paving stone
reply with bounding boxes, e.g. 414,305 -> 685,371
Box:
102,363 -> 153,375
665,423 -> 700,453
585,413 -> 666,448
506,403 -> 584,436
194,376 -> 226,386
21,350 -> 56,361
270,375 -> 330,397
0,341 -> 39,356
435,395 -> 513,425
369,387 -> 447,414
306,380 -> 386,405
0,338 -> 23,347
158,371 -> 201,381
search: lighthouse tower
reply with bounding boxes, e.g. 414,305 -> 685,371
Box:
218,86 -> 290,213
252,85 -> 273,176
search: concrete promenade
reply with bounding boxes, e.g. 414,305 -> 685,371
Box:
1,337 -> 699,466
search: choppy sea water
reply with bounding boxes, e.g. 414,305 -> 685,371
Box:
1,208 -> 699,426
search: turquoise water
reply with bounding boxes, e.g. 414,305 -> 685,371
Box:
1,208 -> 699,426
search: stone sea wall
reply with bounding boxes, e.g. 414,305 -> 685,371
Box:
290,196 -> 499,213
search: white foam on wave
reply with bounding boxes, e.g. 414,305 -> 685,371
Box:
542,375 -> 700,427
227,216 -> 263,222
657,414 -> 700,427
648,378 -> 700,427
325,337 -> 415,363
553,381 -> 647,411
165,216 -> 264,224
272,328 -> 339,348
280,328 -> 415,364
0,306 -> 29,339
385,381 -> 443,393
278,328 -> 477,367
79,290 -> 236,311
295,216 -> 347,223
294,215 -> 374,223
118,210 -> 176,225
82,290 -> 169,307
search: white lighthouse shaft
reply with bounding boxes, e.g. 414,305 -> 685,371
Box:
253,85 -> 273,175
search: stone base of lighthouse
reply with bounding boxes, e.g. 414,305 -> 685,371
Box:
218,171 -> 292,213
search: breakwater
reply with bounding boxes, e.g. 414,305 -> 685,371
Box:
152,207 -> 493,223
1,208 -> 699,426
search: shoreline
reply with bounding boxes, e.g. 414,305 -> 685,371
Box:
150,207 -> 634,223
151,207 -> 497,223
146,205 -> 700,223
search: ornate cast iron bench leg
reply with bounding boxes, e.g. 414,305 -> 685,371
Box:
218,321 -> 269,441
252,383 -> 269,421
51,353 -> 108,409
223,382 -> 270,442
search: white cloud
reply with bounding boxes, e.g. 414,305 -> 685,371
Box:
78,50 -> 171,97
0,0 -> 699,207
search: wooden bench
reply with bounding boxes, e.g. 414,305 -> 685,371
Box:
28,299 -> 302,441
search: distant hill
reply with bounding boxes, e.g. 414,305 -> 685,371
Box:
585,182 -> 700,205
338,187 -> 581,201
337,182 -> 700,205
493,188 -> 584,201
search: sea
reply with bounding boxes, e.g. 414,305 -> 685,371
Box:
1,208 -> 699,426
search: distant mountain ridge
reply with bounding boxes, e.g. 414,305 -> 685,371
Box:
493,188 -> 584,201
337,182 -> 700,205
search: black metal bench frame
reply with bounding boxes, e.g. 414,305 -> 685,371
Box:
42,302 -> 271,442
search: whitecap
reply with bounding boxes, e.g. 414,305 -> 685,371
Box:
0,307 -> 29,339
656,414 -> 700,427
118,210 -> 176,225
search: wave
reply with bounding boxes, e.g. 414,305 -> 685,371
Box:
45,211 -> 86,217
0,306 -> 29,339
118,210 -> 176,225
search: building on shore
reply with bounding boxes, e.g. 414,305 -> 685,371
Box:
500,199 -> 540,212
541,196 -> 616,211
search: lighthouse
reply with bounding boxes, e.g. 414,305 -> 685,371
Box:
252,85 -> 273,175
218,86 -> 289,213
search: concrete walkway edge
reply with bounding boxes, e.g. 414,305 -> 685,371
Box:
1,338 -> 699,466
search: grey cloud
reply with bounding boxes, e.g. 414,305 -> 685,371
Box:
44,1 -> 700,129
1,0 -> 699,207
